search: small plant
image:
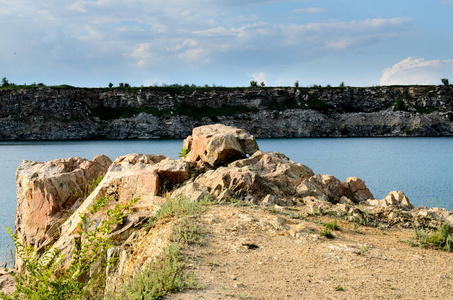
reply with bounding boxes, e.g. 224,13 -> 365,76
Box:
294,80 -> 299,88
353,222 -> 363,234
354,245 -> 369,256
404,128 -> 413,135
249,80 -> 258,87
441,78 -> 449,86
412,223 -> 453,251
319,228 -> 335,239
393,97 -> 406,111
171,217 -> 204,246
178,148 -> 190,158
1,195 -> 138,299
118,244 -> 196,300
118,195 -> 207,299
146,195 -> 206,230
335,285 -> 345,291
324,219 -> 340,231
339,82 -> 345,88
74,175 -> 104,200
339,124 -> 349,135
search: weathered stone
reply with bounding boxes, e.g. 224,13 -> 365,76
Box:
297,174 -> 345,203
113,153 -> 166,165
365,191 -> 413,210
155,158 -> 191,183
177,150 -> 314,203
261,194 -> 286,206
342,177 -> 374,202
184,124 -> 259,167
15,155 -> 112,255
0,270 -> 15,295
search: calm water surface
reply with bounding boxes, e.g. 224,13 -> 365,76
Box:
0,137 -> 452,265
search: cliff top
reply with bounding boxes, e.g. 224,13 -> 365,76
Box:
171,204 -> 453,299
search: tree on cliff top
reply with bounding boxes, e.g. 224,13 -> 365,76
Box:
1,77 -> 10,87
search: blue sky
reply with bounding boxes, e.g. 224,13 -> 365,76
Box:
1,0 -> 453,87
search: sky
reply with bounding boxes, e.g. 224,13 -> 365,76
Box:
1,0 -> 453,88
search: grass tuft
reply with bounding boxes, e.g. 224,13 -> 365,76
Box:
412,223 -> 453,251
324,219 -> 340,231
319,228 -> 335,239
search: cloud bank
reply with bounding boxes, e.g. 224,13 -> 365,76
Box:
0,0 -> 415,86
380,57 -> 453,86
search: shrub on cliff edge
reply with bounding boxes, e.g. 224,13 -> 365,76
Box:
0,196 -> 138,300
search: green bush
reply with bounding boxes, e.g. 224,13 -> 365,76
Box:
118,195 -> 209,299
0,196 -> 138,300
319,228 -> 335,239
324,219 -> 340,231
117,244 -> 195,300
413,223 -> 453,251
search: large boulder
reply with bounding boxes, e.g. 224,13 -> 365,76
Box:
183,124 -> 259,167
365,191 -> 413,210
296,174 -> 345,203
342,177 -> 374,203
35,153 -> 168,274
15,155 -> 112,253
155,158 -> 191,184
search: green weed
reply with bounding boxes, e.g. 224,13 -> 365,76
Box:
118,244 -> 196,300
319,228 -> 335,239
0,195 -> 138,300
324,219 -> 340,231
412,223 -> 453,251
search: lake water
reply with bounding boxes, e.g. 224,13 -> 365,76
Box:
0,137 -> 452,265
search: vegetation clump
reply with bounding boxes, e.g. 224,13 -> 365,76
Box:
412,223 -> 453,251
0,195 -> 139,300
118,195 -> 209,299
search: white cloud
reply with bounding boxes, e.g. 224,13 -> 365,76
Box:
0,0 -> 415,86
380,57 -> 453,85
252,72 -> 267,84
293,7 -> 325,14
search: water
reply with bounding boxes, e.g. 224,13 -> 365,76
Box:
0,137 -> 452,265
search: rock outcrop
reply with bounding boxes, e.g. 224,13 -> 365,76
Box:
10,124 -> 453,296
0,85 -> 453,140
15,155 -> 112,256
184,124 -> 259,167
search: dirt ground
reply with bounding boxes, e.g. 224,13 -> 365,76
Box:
170,205 -> 453,300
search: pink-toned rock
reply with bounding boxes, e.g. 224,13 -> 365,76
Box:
184,124 -> 259,167
38,155 -> 164,274
365,191 -> 413,210
297,174 -> 345,203
0,270 -> 15,295
174,150 -> 314,202
342,177 -> 374,203
113,153 -> 166,165
155,158 -> 191,183
15,155 -> 112,255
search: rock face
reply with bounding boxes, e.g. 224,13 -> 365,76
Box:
15,155 -> 112,255
365,191 -> 413,210
10,124 -> 453,296
1,86 -> 453,140
184,124 -> 259,167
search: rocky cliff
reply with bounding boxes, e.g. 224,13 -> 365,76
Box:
1,85 -> 452,140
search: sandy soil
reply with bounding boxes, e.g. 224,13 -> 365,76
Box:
170,205 -> 453,300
